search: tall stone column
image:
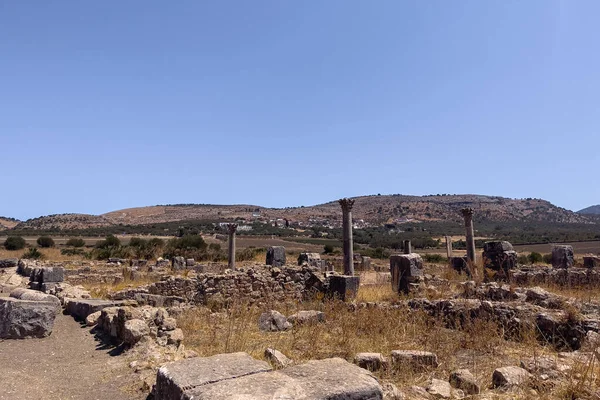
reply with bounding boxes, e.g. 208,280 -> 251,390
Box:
227,223 -> 238,270
403,240 -> 411,254
460,208 -> 476,263
339,198 -> 355,275
445,236 -> 452,258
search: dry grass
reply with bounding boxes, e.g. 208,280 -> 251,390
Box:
0,247 -> 87,262
81,271 -> 162,299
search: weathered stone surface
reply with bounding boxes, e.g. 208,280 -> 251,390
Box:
29,266 -> 64,283
390,254 -> 423,294
265,348 -> 293,369
266,246 -> 286,267
328,275 -> 360,301
9,288 -> 61,314
583,256 -> 600,269
65,298 -> 134,321
391,350 -> 438,370
172,256 -> 186,270
492,366 -> 532,388
0,297 -> 56,339
287,310 -> 325,325
258,310 -> 291,332
155,352 -> 272,400
186,258 -> 195,267
482,241 -> 517,276
426,378 -> 451,399
0,258 -> 18,268
298,253 -> 327,269
449,369 -> 480,395
183,358 -> 382,400
122,319 -> 149,345
354,353 -> 387,372
163,328 -> 184,346
85,311 -> 101,327
552,245 -> 574,269
398,386 -> 433,400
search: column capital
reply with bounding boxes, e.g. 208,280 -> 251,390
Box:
460,207 -> 474,219
226,223 -> 238,234
338,198 -> 355,212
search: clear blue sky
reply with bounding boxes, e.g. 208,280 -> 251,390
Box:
2,1 -> 599,220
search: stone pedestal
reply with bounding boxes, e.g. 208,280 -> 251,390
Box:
266,246 -> 286,267
327,275 -> 360,301
552,245 -> 574,269
390,254 -> 423,294
460,208 -> 476,263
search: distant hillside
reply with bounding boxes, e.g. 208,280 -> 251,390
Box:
578,205 -> 600,215
0,217 -> 20,230
14,214 -> 114,231
6,194 -> 591,232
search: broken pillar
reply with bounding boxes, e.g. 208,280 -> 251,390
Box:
460,208 -> 476,264
445,236 -> 452,258
403,240 -> 411,255
552,245 -> 574,269
390,254 -> 423,294
227,224 -> 238,270
266,246 -> 286,267
339,198 -> 355,275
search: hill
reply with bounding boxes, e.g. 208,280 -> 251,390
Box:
13,214 -> 114,231
0,217 -> 20,230
4,194 -> 591,232
578,205 -> 600,215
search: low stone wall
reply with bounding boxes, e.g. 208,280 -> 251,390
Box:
510,267 -> 600,287
112,265 -> 324,307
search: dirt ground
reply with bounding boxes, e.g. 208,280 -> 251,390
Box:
0,313 -> 147,400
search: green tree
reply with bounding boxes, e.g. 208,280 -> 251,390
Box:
36,236 -> 55,248
4,236 -> 26,250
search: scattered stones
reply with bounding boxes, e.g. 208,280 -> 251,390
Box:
390,254 -> 423,294
265,348 -> 293,368
449,369 -> 480,395
65,298 -> 135,321
258,310 -> 291,332
0,297 -> 57,339
86,311 -> 101,327
426,378 -> 451,399
583,255 -> 600,269
354,352 -> 388,372
122,319 -> 150,345
492,366 -> 532,389
287,310 -> 325,325
391,350 -> 438,370
298,252 -> 327,270
552,245 -> 574,269
266,246 -> 286,267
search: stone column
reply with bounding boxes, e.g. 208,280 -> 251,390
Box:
460,208 -> 476,263
227,223 -> 238,270
403,240 -> 411,254
445,236 -> 452,258
339,198 -> 355,275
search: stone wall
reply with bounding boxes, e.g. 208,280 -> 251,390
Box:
510,267 -> 600,287
112,265 -> 324,307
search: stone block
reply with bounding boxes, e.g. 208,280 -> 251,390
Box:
181,358 -> 382,400
258,310 -> 291,332
552,245 -> 574,269
354,353 -> 388,372
0,297 -> 56,339
297,252 -> 321,265
29,267 -> 64,283
10,288 -> 61,314
449,369 -> 480,395
172,256 -> 185,270
0,258 -> 18,268
266,246 -> 286,267
391,350 -> 438,370
186,258 -> 195,267
287,310 -> 325,325
265,348 -> 293,369
390,254 -> 423,294
154,352 -> 272,400
327,275 -> 360,301
65,298 -> 135,321
583,256 -> 600,269
492,366 -> 532,388
482,241 -> 517,273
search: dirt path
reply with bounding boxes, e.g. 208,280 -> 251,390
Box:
0,313 -> 147,400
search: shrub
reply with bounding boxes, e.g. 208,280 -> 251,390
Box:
61,248 -> 87,256
517,254 -> 529,265
543,253 -> 553,264
423,253 -> 446,263
22,247 -> 44,260
95,235 -> 121,249
528,251 -> 543,264
4,236 -> 26,250
323,244 -> 334,254
128,237 -> 147,248
36,236 -> 55,248
66,238 -> 86,247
